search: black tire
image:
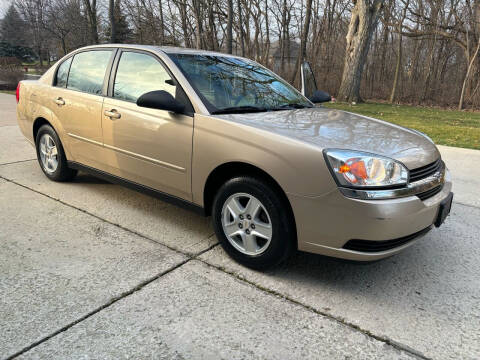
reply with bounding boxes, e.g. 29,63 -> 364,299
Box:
35,124 -> 77,182
212,176 -> 296,270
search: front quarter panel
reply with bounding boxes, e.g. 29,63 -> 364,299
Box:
192,114 -> 337,207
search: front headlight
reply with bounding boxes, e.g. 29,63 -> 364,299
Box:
324,149 -> 408,188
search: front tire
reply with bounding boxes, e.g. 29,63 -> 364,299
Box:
35,124 -> 77,182
212,176 -> 295,270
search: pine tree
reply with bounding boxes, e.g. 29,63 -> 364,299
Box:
0,4 -> 28,47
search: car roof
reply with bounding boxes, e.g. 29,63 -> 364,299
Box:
75,43 -> 242,59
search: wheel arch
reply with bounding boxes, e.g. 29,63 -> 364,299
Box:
32,116 -> 73,161
203,162 -> 297,243
33,117 -> 52,141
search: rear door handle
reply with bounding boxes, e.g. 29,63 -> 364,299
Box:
104,109 -> 121,119
54,97 -> 65,106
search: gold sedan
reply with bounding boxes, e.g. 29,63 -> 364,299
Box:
16,44 -> 453,269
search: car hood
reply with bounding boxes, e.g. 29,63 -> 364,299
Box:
216,107 -> 440,170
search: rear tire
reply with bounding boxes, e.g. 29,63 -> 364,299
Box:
212,176 -> 295,270
35,124 -> 77,182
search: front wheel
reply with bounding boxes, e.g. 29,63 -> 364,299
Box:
212,176 -> 296,270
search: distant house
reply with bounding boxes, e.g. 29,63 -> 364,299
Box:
269,40 -> 300,73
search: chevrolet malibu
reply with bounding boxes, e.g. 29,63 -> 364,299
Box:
16,44 -> 453,269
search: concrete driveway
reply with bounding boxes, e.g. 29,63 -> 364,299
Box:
0,93 -> 479,359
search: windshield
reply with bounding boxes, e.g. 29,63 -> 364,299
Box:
168,53 -> 312,114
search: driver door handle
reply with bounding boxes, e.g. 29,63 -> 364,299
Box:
54,97 -> 65,106
104,109 -> 121,119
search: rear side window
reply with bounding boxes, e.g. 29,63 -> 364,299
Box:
55,57 -> 72,87
113,51 -> 176,102
67,50 -> 112,95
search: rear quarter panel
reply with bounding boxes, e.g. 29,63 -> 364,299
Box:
17,77 -> 73,160
192,114 -> 338,207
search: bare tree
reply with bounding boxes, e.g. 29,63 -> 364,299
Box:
109,0 -> 117,42
4,0 -> 480,109
459,37 -> 480,110
337,0 -> 384,102
290,0 -> 313,83
389,0 -> 409,103
226,0 -> 233,53
82,0 -> 99,44
17,0 -> 48,64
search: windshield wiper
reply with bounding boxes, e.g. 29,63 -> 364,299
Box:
211,106 -> 268,114
273,103 -> 313,110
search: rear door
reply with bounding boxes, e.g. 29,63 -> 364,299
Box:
50,49 -> 115,168
101,49 -> 194,200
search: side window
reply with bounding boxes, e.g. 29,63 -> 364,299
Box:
114,51 -> 176,102
67,50 -> 112,95
55,57 -> 72,87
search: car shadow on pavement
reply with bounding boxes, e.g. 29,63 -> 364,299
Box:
255,220 -> 466,303
72,172 -> 110,184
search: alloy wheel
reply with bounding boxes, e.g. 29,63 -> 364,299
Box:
39,133 -> 58,174
221,192 -> 273,256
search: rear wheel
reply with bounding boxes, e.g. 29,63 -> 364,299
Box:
212,176 -> 295,269
35,124 -> 77,182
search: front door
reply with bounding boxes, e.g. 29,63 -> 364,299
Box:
101,50 -> 194,200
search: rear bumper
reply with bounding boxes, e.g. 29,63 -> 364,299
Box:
289,170 -> 452,261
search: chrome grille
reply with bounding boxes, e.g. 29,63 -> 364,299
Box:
409,159 -> 443,183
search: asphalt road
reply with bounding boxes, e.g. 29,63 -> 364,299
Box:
0,93 -> 479,359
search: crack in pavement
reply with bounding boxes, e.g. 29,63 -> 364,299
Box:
0,159 -> 36,166
3,259 -> 192,360
1,175 -> 433,360
196,259 -> 432,360
4,244 -> 220,360
0,174 -> 216,256
453,201 -> 480,210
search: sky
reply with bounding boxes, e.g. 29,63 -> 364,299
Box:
0,0 -> 11,17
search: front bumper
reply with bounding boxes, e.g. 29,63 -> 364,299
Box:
288,170 -> 453,261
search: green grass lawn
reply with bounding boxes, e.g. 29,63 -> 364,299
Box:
324,102 -> 480,150
0,90 -> 15,95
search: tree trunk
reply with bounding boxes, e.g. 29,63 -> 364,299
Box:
61,37 -> 67,55
226,0 -> 233,53
177,1 -> 190,48
459,38 -> 480,110
192,0 -> 203,49
109,0 -> 116,42
280,0 -> 287,75
237,0 -> 245,56
159,0 -> 165,44
337,0 -> 384,102
82,0 -> 99,44
389,33 -> 402,103
207,0 -> 216,50
389,0 -> 408,103
263,0 -> 270,65
290,0 -> 313,84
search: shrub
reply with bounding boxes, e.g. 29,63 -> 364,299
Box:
0,63 -> 24,88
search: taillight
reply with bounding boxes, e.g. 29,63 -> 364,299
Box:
16,82 -> 21,104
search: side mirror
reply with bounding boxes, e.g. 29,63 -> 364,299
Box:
309,90 -> 331,103
137,90 -> 185,113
